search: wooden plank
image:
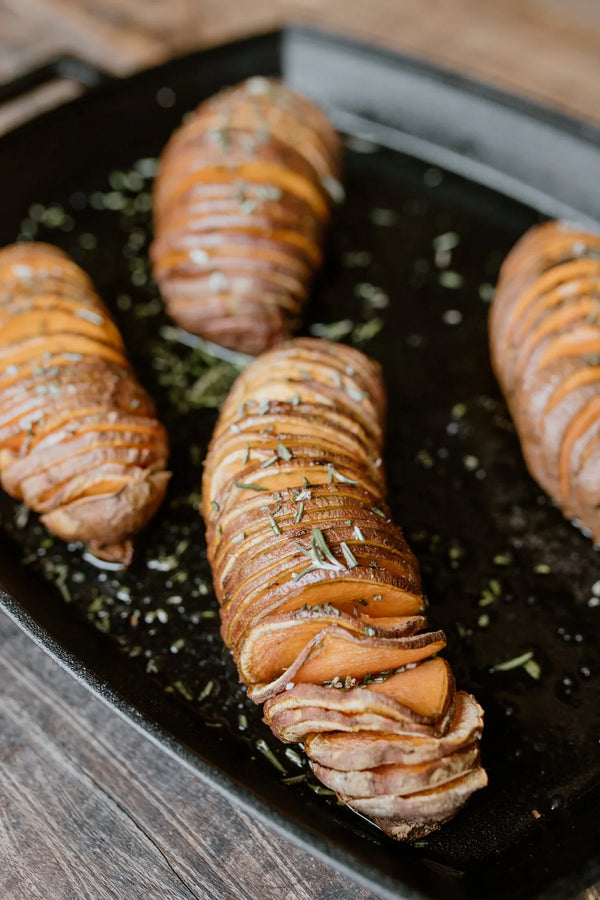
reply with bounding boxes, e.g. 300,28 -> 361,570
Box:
0,614 -> 376,900
2,0 -> 600,125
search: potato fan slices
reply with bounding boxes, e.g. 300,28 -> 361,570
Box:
151,76 -> 341,354
202,337 -> 486,840
490,219 -> 600,541
0,242 -> 170,563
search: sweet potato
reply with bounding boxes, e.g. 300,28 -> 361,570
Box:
151,77 -> 341,354
0,242 -> 170,563
202,337 -> 486,839
490,220 -> 600,540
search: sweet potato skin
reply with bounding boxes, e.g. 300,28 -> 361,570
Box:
202,337 -> 486,839
490,220 -> 600,540
0,242 -> 170,563
151,77 -> 341,354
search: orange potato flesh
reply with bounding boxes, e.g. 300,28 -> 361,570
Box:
367,658 -> 453,719
202,338 -> 485,840
292,635 -> 446,685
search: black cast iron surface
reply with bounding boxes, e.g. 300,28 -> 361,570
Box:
0,28 -> 599,900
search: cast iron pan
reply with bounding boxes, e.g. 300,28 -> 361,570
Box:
0,27 -> 599,900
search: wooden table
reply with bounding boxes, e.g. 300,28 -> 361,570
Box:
1,2 -> 599,898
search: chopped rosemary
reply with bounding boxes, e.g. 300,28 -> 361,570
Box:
493,650 -> 534,672
147,555 -> 178,572
372,507 -> 386,518
211,500 -> 220,511
524,659 -> 542,680
346,386 -> 367,402
310,319 -> 354,340
234,482 -> 267,491
256,739 -> 287,774
242,444 -> 250,465
284,747 -> 305,767
277,443 -> 292,460
294,502 -> 305,524
269,515 -> 281,535
293,541 -> 312,558
311,528 -> 342,567
340,542 -> 358,568
173,681 -> 194,701
328,465 -> 358,485
308,784 -> 336,797
353,525 -> 365,541
198,680 -> 214,701
282,774 -> 307,785
260,455 -> 279,468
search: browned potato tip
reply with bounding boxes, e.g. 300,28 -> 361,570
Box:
151,77 -> 342,355
0,242 -> 171,564
490,219 -> 600,541
201,336 -> 486,840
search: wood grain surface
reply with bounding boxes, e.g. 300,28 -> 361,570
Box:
0,614 -> 377,900
0,2 -> 600,899
2,1 -> 600,132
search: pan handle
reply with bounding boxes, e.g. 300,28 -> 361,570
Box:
0,56 -> 114,108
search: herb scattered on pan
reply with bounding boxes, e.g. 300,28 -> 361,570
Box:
310,319 -> 354,341
256,738 -> 287,774
492,650 -> 541,678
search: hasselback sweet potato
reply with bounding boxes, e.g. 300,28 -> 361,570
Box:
202,337 -> 486,839
490,219 -> 600,540
0,242 -> 170,563
151,77 -> 341,354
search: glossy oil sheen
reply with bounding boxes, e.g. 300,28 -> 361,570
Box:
0,28 -> 598,900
